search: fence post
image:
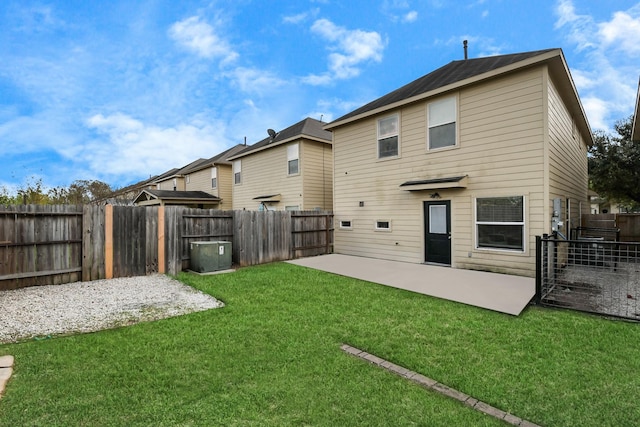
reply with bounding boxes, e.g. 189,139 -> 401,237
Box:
158,206 -> 165,274
105,204 -> 113,279
535,235 -> 542,304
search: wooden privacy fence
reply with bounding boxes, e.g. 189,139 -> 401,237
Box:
0,205 -> 333,290
582,213 -> 640,242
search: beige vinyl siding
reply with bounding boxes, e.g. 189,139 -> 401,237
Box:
232,142 -> 304,210
185,168 -> 215,195
301,140 -> 333,210
215,165 -> 233,208
334,67 -> 548,276
157,177 -> 185,191
546,72 -> 589,230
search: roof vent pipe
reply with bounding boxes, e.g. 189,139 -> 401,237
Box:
463,40 -> 468,60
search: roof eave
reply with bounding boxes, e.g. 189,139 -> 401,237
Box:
325,49 -> 564,131
632,77 -> 640,141
227,135 -> 331,160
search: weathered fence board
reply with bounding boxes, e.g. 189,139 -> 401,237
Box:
1,205 -> 333,289
82,204 -> 105,281
292,211 -> 333,258
0,205 -> 83,290
581,213 -> 640,242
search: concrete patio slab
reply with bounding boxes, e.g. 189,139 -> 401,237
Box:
287,254 -> 535,315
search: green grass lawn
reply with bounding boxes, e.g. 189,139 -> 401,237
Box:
1,262 -> 640,426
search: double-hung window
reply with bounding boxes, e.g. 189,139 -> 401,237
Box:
377,114 -> 399,158
476,196 -> 525,251
211,167 -> 217,188
233,160 -> 242,185
287,143 -> 299,175
428,97 -> 456,150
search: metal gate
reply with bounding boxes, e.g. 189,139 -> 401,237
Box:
536,234 -> 640,320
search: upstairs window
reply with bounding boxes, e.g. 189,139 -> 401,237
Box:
211,167 -> 217,188
377,114 -> 399,158
233,160 -> 242,185
428,97 -> 456,150
287,143 -> 299,175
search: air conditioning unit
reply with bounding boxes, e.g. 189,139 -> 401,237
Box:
189,241 -> 232,273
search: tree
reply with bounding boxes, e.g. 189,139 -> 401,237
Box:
48,180 -> 115,204
589,115 -> 640,209
0,178 -> 115,205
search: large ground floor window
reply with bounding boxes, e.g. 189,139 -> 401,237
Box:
475,196 -> 524,251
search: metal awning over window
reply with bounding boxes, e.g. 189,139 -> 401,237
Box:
399,175 -> 468,191
253,194 -> 281,202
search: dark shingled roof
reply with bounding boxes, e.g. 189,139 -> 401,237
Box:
180,144 -> 247,174
329,49 -> 558,125
230,117 -> 331,159
142,190 -> 221,200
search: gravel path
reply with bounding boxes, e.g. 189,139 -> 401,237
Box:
0,275 -> 223,344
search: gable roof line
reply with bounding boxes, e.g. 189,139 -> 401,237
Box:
325,49 -> 562,131
633,76 -> 640,141
227,134 -> 330,160
182,144 -> 247,174
227,117 -> 331,161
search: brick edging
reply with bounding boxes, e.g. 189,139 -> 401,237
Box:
340,344 -> 541,427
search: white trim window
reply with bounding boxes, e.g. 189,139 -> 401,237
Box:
287,143 -> 299,175
211,167 -> 217,188
375,220 -> 391,231
475,196 -> 525,251
172,178 -> 177,191
427,96 -> 457,150
233,160 -> 242,185
339,220 -> 352,229
377,114 -> 399,158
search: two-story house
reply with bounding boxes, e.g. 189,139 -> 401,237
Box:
134,145 -> 245,208
182,144 -> 247,209
228,117 -> 333,211
325,48 -> 593,277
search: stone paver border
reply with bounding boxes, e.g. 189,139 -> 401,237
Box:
341,344 -> 541,427
0,355 -> 14,400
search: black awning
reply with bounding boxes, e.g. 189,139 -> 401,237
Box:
253,194 -> 282,202
399,175 -> 468,191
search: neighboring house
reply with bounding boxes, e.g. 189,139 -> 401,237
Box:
154,159 -> 207,192
133,189 -> 222,208
93,175 -> 159,205
588,190 -> 626,214
228,117 -> 333,211
325,48 -> 593,277
182,144 -> 246,209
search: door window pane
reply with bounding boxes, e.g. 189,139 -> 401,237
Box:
429,205 -> 447,234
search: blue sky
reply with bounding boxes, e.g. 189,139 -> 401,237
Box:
1,0 -> 639,192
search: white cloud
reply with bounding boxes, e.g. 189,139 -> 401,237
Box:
304,19 -> 385,85
283,12 -> 309,24
168,16 -> 238,63
580,96 -> 610,131
403,11 -> 418,23
83,113 -> 231,177
228,67 -> 289,95
554,0 -> 597,51
598,9 -> 640,54
283,9 -> 319,24
554,0 -> 640,131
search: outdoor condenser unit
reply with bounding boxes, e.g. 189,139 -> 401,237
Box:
189,241 -> 232,273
